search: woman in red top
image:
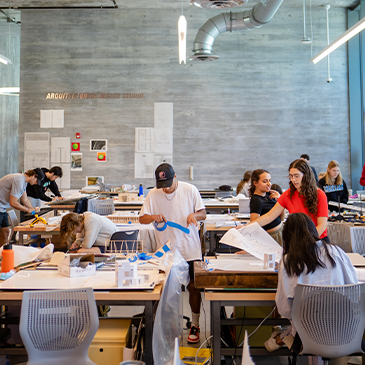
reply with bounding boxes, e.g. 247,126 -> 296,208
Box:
250,159 -> 329,241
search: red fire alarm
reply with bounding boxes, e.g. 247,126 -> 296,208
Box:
76,133 -> 81,139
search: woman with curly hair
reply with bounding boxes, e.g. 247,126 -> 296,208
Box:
246,159 -> 329,241
60,212 -> 117,253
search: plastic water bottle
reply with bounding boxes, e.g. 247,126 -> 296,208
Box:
1,244 -> 14,273
139,184 -> 143,197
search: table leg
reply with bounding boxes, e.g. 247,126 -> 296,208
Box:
144,300 -> 153,365
212,301 -> 221,365
19,232 -> 23,246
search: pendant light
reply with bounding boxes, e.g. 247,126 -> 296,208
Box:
301,0 -> 311,43
178,0 -> 187,64
325,5 -> 332,82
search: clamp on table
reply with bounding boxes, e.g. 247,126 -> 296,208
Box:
30,215 -> 48,227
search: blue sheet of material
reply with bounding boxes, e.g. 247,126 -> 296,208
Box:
154,221 -> 190,235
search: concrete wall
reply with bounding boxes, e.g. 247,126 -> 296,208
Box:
19,5 -> 350,190
0,11 -> 20,178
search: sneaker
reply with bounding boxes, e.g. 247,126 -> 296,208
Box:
187,325 -> 200,344
264,331 -> 284,352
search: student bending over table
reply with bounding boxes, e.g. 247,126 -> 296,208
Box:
265,213 -> 358,364
60,212 -> 117,253
249,169 -> 285,246
239,159 -> 329,241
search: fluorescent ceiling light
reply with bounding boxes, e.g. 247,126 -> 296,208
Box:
178,15 -> 187,64
311,16 -> 365,64
0,87 -> 19,96
0,54 -> 12,65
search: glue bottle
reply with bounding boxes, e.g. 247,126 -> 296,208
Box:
139,184 -> 143,197
1,244 -> 14,273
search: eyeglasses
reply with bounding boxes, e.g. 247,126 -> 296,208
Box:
288,173 -> 303,180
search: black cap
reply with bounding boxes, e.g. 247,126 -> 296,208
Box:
155,163 -> 175,189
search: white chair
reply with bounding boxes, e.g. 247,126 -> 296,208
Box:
20,288 -> 99,365
87,198 -> 115,215
350,226 -> 365,255
291,283 -> 365,364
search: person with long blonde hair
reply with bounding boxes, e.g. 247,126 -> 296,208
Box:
60,212 -> 117,253
236,170 -> 252,196
318,160 -> 348,210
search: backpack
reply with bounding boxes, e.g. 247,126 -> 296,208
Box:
73,198 -> 88,214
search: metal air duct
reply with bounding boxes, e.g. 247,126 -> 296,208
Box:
189,0 -> 284,61
190,0 -> 248,9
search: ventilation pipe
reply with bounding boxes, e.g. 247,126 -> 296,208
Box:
189,0 -> 284,61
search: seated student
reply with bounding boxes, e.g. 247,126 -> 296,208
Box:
26,166 -> 64,207
318,171 -> 326,181
318,160 -> 348,210
236,171 -> 252,197
249,169 -> 284,245
60,212 -> 117,253
265,213 -> 358,363
271,183 -> 283,195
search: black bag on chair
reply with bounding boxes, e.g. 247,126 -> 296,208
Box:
73,198 -> 88,214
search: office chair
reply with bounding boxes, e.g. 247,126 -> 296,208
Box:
19,288 -> 99,365
108,230 -> 140,253
291,283 -> 365,364
350,226 -> 365,255
214,191 -> 233,199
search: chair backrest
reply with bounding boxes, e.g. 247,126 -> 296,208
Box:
87,198 -> 115,215
350,227 -> 365,255
327,222 -> 353,253
291,283 -> 365,359
108,230 -> 140,253
7,210 -> 19,243
214,191 -> 233,199
20,288 -> 99,365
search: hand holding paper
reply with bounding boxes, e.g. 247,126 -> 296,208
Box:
220,222 -> 283,262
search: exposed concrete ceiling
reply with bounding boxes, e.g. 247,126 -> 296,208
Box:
0,0 -> 360,9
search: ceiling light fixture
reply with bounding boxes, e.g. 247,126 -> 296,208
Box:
0,87 -> 19,96
301,0 -> 311,43
311,15 -> 365,64
0,54 -> 12,65
178,0 -> 187,64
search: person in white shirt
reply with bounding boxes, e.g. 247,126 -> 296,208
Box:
60,212 -> 117,253
265,213 -> 358,364
0,170 -> 40,246
139,163 -> 206,344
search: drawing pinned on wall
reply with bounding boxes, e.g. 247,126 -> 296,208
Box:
135,153 -> 154,178
90,139 -> 107,151
71,153 -> 82,171
97,152 -> 106,162
71,142 -> 80,152
86,176 -> 104,186
24,133 -> 50,171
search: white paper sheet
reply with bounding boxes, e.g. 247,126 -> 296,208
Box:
52,110 -> 64,128
40,110 -> 52,128
25,132 -> 50,150
206,259 -> 273,272
135,127 -> 154,152
153,154 -> 173,171
154,128 -> 173,154
154,102 -> 173,129
135,153 -> 154,178
220,222 -> 283,262
51,137 -> 70,163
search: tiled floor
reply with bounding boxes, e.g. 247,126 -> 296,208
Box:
110,290 -> 362,365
